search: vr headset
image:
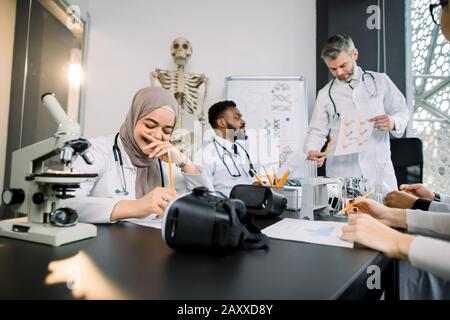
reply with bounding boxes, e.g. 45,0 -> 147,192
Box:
230,185 -> 287,216
162,187 -> 269,251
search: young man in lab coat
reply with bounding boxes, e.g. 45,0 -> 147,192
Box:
304,34 -> 410,192
195,101 -> 256,196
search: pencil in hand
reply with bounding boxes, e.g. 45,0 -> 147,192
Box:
401,188 -> 411,194
167,149 -> 175,193
323,134 -> 336,156
336,191 -> 374,216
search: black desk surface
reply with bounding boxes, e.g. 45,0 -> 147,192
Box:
0,218 -> 390,300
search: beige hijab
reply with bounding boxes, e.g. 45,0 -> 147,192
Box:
119,87 -> 179,198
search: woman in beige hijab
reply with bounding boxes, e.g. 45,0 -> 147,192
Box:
62,87 -> 212,226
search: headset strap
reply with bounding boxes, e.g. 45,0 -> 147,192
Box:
239,226 -> 269,250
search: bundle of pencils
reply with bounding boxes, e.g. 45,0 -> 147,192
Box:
256,167 -> 291,187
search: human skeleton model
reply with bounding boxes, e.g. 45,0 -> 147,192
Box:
150,37 -> 208,126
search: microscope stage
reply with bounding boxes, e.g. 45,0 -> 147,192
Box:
32,173 -> 98,184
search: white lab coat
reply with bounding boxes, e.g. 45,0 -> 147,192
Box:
304,67 -> 410,192
60,134 -> 213,225
194,136 -> 255,197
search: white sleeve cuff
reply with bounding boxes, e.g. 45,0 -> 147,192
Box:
60,197 -> 121,224
390,117 -> 404,137
181,167 -> 214,191
406,209 -> 450,240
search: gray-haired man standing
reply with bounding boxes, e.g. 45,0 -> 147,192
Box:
304,34 -> 409,193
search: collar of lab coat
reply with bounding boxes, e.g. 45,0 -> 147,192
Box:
116,135 -> 135,169
213,135 -> 238,156
336,66 -> 362,86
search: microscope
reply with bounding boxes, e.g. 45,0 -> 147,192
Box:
0,93 -> 98,246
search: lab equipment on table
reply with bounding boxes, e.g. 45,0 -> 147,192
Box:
300,160 -> 341,220
0,93 -> 97,246
328,177 -> 369,216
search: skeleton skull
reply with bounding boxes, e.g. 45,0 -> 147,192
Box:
170,37 -> 192,66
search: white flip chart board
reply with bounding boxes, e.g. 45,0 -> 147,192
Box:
225,76 -> 308,178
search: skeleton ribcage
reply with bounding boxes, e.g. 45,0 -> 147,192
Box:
156,70 -> 204,117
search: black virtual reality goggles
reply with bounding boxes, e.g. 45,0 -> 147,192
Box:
162,187 -> 269,251
230,184 -> 287,216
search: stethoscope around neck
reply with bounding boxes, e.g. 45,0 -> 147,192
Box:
328,69 -> 378,120
113,132 -> 165,195
212,138 -> 255,178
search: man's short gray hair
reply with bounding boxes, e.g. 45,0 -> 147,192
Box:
321,34 -> 355,60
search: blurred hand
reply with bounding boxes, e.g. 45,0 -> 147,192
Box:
400,183 -> 434,201
384,190 -> 418,209
137,187 -> 176,219
351,197 -> 407,228
45,251 -> 127,299
369,114 -> 395,131
341,214 -> 413,259
307,150 -> 326,168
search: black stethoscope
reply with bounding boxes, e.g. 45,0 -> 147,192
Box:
212,138 -> 255,178
113,133 -> 165,195
328,69 -> 378,119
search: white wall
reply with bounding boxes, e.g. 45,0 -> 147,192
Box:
0,0 -> 16,192
70,0 -> 316,137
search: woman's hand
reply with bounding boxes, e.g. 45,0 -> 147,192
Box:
110,187 -> 176,221
142,134 -> 187,164
351,197 -> 407,228
384,190 -> 418,209
142,133 -> 201,175
136,187 -> 176,219
341,214 -> 413,259
400,183 -> 434,201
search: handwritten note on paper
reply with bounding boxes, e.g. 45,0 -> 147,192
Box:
261,218 -> 353,248
333,112 -> 374,156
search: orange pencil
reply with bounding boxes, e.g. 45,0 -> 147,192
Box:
263,166 -> 274,186
336,191 -> 374,216
276,170 -> 291,187
273,169 -> 278,186
167,149 -> 175,193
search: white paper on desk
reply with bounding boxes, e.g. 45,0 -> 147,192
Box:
334,111 -> 374,156
262,218 -> 353,248
124,217 -> 162,229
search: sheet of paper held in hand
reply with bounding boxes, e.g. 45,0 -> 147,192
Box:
262,218 -> 353,248
333,110 -> 376,156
